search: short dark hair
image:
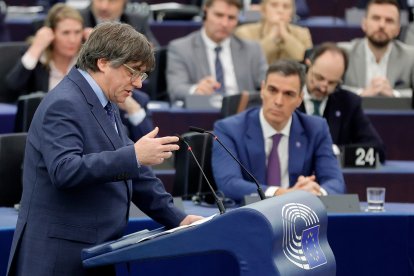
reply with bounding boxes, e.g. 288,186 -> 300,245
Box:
77,22 -> 155,72
266,59 -> 306,92
366,0 -> 400,16
204,0 -> 242,10
309,42 -> 349,75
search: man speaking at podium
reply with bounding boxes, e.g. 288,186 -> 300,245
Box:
212,60 -> 345,202
7,22 -> 201,276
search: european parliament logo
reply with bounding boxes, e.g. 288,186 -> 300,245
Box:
281,203 -> 327,270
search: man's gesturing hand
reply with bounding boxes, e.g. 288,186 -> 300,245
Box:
134,127 -> 179,166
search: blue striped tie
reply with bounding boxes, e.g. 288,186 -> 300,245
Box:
104,102 -> 116,130
214,46 -> 225,94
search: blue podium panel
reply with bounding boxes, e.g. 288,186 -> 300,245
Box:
82,191 -> 335,276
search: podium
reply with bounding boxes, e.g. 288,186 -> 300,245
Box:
82,191 -> 335,275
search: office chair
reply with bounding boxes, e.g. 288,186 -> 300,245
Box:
220,92 -> 262,118
144,47 -> 169,102
173,132 -> 217,202
0,132 -> 27,207
14,91 -> 46,132
0,41 -> 27,103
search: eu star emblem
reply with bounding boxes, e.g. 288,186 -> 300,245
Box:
302,225 -> 327,268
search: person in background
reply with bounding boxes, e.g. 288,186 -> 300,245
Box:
298,42 -> 385,163
80,0 -> 158,46
166,0 -> 267,102
6,3 -> 153,141
212,59 -> 345,202
6,22 -> 202,276
6,3 -> 84,97
339,0 -> 414,97
235,0 -> 312,64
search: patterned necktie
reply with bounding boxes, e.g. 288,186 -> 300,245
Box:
267,133 -> 283,186
311,99 -> 322,116
214,46 -> 225,94
104,102 -> 116,129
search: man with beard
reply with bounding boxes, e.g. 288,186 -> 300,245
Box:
298,42 -> 385,162
338,0 -> 414,98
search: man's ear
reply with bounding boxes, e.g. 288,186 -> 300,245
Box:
97,58 -> 109,72
305,58 -> 311,67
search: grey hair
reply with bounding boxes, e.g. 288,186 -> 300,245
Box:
77,22 -> 155,72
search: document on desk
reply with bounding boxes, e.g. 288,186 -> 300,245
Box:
131,214 -> 217,244
82,214 -> 217,260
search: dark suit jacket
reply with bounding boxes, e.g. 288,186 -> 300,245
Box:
212,107 -> 345,201
6,59 -> 153,141
298,88 -> 385,162
7,68 -> 186,275
79,7 -> 159,47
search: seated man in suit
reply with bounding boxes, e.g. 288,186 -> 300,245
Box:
80,0 -> 158,46
298,42 -> 386,163
166,0 -> 268,103
338,0 -> 414,98
7,22 -> 202,275
212,59 -> 345,202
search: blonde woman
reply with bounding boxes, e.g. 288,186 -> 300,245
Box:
235,0 -> 312,63
6,3 -> 85,96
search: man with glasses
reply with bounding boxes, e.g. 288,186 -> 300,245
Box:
211,59 -> 345,202
298,42 -> 385,162
7,22 -> 202,276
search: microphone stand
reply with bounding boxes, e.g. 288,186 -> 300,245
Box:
189,126 -> 266,200
178,135 -> 226,214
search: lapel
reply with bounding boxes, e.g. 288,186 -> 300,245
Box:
193,32 -> 212,76
323,93 -> 341,142
230,37 -> 244,91
288,112 -> 308,185
245,109 -> 267,183
354,40 -> 366,86
67,68 -> 124,149
386,41 -> 400,86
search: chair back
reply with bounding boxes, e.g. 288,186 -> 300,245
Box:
14,91 -> 46,132
0,132 -> 27,207
144,47 -> 169,101
0,41 -> 27,102
220,92 -> 262,118
173,132 -> 216,201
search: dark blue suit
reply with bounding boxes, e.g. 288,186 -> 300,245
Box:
298,88 -> 385,162
212,107 -> 345,201
7,68 -> 186,275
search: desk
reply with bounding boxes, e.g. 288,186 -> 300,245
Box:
1,202 -> 414,276
1,106 -> 413,160
0,103 -> 16,134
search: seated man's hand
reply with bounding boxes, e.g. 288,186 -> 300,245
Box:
274,175 -> 322,196
195,76 -> 221,95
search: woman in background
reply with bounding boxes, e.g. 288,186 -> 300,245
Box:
7,3 -> 153,140
235,0 -> 312,63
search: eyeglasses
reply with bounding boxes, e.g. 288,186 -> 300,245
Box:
310,68 -> 342,88
123,64 -> 148,82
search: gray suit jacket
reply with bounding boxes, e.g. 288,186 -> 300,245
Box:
339,38 -> 414,96
166,30 -> 267,101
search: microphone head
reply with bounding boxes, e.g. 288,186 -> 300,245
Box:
189,126 -> 206,133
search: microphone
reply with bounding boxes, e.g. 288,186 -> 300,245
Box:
189,126 -> 266,200
176,135 -> 226,214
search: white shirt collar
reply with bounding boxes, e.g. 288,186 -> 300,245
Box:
200,27 -> 231,50
259,108 -> 292,138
